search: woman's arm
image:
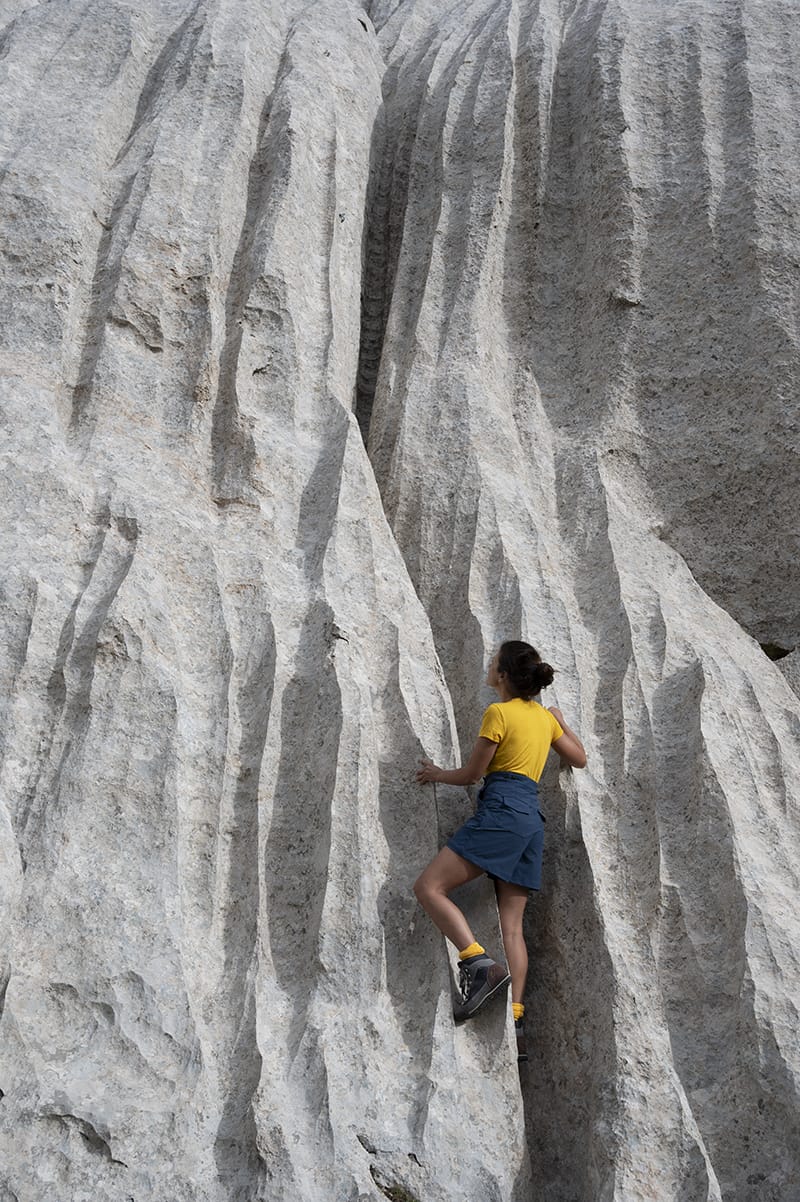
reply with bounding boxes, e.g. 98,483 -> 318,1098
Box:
549,706 -> 587,769
416,737 -> 498,786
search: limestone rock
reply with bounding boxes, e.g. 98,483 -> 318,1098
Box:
0,1 -> 798,1201
366,2 -> 800,1199
0,3 -> 527,1198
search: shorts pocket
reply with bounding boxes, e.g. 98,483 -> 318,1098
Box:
500,793 -> 533,815
475,796 -> 534,834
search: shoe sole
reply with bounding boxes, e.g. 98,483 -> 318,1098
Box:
453,971 -> 511,1022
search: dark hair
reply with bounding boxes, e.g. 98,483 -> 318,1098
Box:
497,640 -> 555,700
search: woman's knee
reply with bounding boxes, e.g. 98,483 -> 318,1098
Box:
413,873 -> 432,904
414,870 -> 448,905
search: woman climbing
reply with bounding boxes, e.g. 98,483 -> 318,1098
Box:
414,640 -> 586,1060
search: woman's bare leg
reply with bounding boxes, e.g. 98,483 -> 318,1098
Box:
495,880 -> 529,1004
413,847 -> 485,950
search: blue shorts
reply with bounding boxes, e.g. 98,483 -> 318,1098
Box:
446,770 -> 545,891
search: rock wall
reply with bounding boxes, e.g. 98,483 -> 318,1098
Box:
0,1 -> 798,1200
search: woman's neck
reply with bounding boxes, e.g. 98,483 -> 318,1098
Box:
496,683 -> 517,703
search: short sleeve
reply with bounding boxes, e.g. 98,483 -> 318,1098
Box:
478,703 -> 505,743
550,712 -> 564,742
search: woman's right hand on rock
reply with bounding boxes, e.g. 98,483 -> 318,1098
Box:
416,758 -> 441,783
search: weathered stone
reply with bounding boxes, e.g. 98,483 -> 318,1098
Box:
0,1 -> 798,1200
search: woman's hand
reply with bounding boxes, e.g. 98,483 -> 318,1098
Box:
549,707 -> 587,769
416,758 -> 441,783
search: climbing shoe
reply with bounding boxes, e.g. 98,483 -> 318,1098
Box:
453,953 -> 511,1022
515,1018 -> 528,1063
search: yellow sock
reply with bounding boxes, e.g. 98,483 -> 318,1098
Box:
512,1003 -> 525,1022
458,941 -> 485,961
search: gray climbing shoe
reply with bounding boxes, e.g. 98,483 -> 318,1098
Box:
453,954 -> 511,1022
515,1018 -> 528,1063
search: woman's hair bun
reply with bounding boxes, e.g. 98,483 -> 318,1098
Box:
498,640 -> 555,700
531,660 -> 555,690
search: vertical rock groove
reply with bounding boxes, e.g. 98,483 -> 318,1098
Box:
0,2 -> 799,1201
364,2 -> 800,1200
67,2 -> 207,445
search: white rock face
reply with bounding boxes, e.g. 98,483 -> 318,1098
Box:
0,1 -> 798,1201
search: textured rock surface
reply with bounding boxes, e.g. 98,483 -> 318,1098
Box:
0,1 -> 798,1200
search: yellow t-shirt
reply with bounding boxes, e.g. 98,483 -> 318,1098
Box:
478,698 -> 564,782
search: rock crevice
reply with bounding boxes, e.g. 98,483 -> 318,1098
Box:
0,2 -> 799,1200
